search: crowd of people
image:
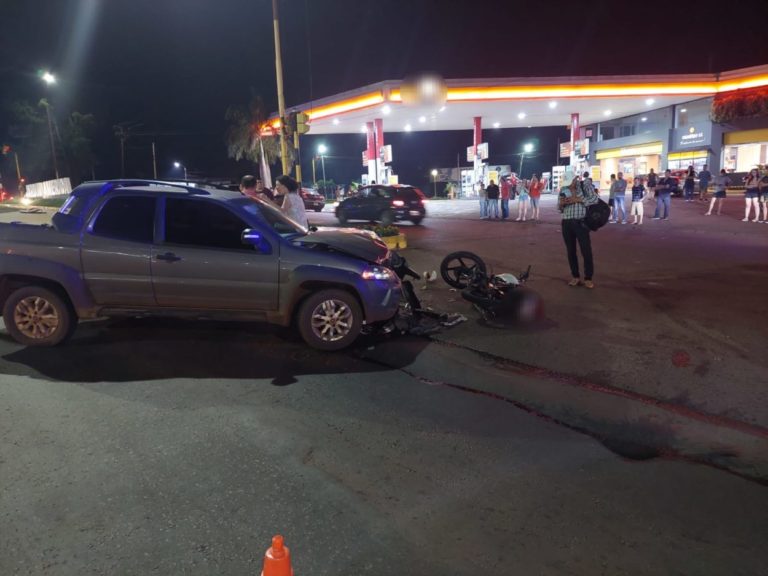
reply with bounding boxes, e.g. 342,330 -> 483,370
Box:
477,174 -> 546,222
236,166 -> 766,293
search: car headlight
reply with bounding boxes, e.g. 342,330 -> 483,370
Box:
361,266 -> 393,281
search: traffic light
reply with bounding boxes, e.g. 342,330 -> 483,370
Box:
1,144 -> 10,155
296,112 -> 310,135
284,112 -> 297,137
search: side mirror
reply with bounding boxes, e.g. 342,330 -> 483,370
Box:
241,228 -> 272,254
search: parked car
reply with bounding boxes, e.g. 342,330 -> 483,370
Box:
335,184 -> 426,225
0,179 -> 401,351
300,187 -> 325,212
0,189 -> 14,202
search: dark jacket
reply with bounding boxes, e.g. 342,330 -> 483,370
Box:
486,183 -> 500,199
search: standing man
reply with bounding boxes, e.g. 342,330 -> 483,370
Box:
486,179 -> 500,219
240,175 -> 274,202
613,172 -> 628,224
646,168 -> 658,204
653,169 -> 675,220
500,176 -> 511,220
698,164 -> 712,201
608,174 -> 618,222
558,175 -> 599,289
477,179 -> 488,219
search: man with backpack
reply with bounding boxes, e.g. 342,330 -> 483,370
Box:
558,175 -> 599,289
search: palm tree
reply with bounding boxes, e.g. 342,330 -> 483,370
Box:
224,95 -> 293,169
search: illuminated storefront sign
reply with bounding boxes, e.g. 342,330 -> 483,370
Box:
674,125 -> 711,149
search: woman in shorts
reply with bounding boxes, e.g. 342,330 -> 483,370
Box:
742,168 -> 761,222
705,169 -> 730,216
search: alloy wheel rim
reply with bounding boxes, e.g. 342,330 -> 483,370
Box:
14,296 -> 60,339
310,299 -> 353,342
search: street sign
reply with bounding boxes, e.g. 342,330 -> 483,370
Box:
362,151 -> 368,166
477,142 -> 488,160
379,144 -> 392,163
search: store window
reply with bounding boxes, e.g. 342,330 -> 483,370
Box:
596,107 -> 672,142
667,151 -> 709,172
723,143 -> 768,173
675,98 -> 711,129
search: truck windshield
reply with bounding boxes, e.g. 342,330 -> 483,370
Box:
236,197 -> 308,237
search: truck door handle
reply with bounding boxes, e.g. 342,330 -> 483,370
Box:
156,252 -> 182,262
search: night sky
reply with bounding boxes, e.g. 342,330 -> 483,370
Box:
2,0 -> 767,190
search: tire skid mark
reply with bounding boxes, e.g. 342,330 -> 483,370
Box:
432,338 -> 768,440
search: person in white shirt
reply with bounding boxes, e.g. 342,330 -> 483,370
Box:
276,175 -> 308,228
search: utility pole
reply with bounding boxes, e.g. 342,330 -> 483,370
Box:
272,0 -> 290,175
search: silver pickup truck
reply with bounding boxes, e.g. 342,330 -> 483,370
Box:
0,180 -> 401,350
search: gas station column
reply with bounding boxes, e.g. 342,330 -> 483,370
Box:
374,118 -> 385,184
473,116 -> 482,158
569,113 -> 579,168
473,116 -> 482,182
366,121 -> 376,184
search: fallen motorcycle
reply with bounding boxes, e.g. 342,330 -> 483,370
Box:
439,251 -> 543,323
363,252 -> 466,336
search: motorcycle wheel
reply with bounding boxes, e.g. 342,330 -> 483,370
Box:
440,251 -> 487,289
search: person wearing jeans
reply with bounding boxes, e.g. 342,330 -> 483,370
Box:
477,180 -> 487,219
558,176 -> 599,288
654,169 -> 674,220
486,179 -> 500,219
612,172 -> 628,223
500,176 -> 511,219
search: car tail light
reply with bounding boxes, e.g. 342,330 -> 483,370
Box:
392,200 -> 405,207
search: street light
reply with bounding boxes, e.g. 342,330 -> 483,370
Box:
519,142 -> 534,176
431,169 -> 438,197
173,161 -> 187,181
317,144 -> 327,196
39,70 -> 59,179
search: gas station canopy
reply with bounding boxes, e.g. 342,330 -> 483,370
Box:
270,65 -> 768,135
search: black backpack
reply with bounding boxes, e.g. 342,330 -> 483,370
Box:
580,182 -> 610,231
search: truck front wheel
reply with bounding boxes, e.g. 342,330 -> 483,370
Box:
2,286 -> 75,346
297,289 -> 362,351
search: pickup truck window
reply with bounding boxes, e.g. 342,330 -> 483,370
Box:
91,196 -> 156,242
239,199 -> 307,237
164,197 -> 251,250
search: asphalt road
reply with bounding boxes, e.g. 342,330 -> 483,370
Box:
1,197 -> 767,575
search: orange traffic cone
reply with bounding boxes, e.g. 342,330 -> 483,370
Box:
261,535 -> 294,576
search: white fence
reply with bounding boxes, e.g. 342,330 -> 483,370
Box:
25,178 -> 72,199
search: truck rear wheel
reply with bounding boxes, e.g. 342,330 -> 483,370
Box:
2,286 -> 75,347
298,289 -> 362,351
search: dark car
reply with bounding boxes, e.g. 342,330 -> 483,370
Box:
300,188 -> 325,212
335,184 -> 426,225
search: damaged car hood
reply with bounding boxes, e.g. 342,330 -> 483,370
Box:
294,227 -> 390,264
